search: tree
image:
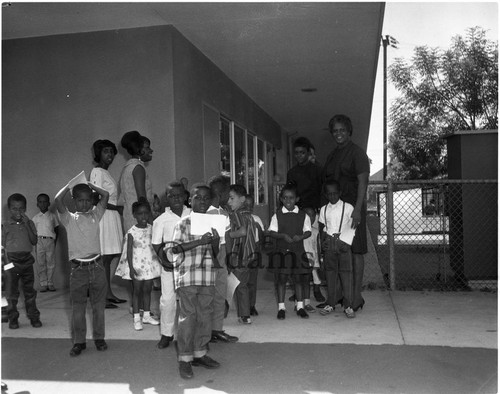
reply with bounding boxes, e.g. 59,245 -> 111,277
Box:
388,27 -> 498,179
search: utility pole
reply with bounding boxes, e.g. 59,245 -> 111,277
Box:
381,35 -> 398,180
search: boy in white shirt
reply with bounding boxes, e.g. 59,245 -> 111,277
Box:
318,180 -> 356,318
32,194 -> 59,292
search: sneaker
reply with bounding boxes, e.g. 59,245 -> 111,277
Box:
344,307 -> 356,319
142,315 -> 160,325
296,308 -> 309,319
319,304 -> 334,315
179,361 -> 194,379
304,304 -> 316,313
238,316 -> 252,324
277,309 -> 286,320
134,319 -> 143,331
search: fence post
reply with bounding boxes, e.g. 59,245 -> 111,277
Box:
387,179 -> 396,290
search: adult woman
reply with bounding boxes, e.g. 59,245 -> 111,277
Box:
118,131 -> 154,233
322,114 -> 370,311
90,139 -> 126,308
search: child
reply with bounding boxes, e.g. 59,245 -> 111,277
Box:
55,181 -> 109,356
302,207 -> 325,312
116,201 -> 162,331
206,175 -> 238,343
268,183 -> 312,320
318,180 -> 356,318
170,184 -> 221,379
226,184 -> 258,324
32,193 -> 60,292
152,180 -> 191,349
244,194 -> 264,316
2,193 -> 41,329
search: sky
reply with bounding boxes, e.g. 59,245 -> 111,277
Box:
367,1 -> 499,176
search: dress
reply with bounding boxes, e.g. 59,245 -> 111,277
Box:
90,167 -> 123,255
322,140 -> 370,254
115,224 -> 161,281
118,158 -> 153,233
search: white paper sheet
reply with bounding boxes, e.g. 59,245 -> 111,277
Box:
67,171 -> 87,189
190,212 -> 227,236
226,272 -> 240,303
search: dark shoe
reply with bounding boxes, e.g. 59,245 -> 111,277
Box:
47,285 -> 56,292
179,361 -> 194,379
192,355 -> 220,369
8,318 -> 19,329
70,343 -> 86,357
316,302 -> 328,309
313,285 -> 325,302
211,331 -> 238,343
297,308 -> 309,319
107,297 -> 127,304
277,309 -> 286,320
238,316 -> 252,324
353,298 -> 365,312
95,339 -> 108,351
157,335 -> 173,349
288,294 -> 296,302
39,287 -> 48,293
250,306 -> 259,316
31,319 -> 42,328
105,303 -> 118,309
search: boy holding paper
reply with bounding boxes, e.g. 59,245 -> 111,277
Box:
170,184 -> 221,379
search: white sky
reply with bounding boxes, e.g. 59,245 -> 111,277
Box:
367,1 -> 499,175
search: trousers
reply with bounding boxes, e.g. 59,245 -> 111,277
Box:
159,269 -> 177,337
70,259 -> 107,344
36,237 -> 56,287
324,239 -> 353,308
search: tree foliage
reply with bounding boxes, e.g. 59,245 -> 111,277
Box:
388,27 -> 498,179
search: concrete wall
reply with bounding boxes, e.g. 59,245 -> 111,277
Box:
2,25 -> 282,289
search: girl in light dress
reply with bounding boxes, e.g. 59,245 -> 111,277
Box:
115,201 -> 162,331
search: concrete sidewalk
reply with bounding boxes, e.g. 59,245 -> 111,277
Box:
1,271 -> 498,393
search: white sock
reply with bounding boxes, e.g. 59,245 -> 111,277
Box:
312,269 -> 321,285
278,303 -> 286,310
297,301 -> 304,310
133,313 -> 141,321
143,311 -> 151,318
304,299 -> 310,306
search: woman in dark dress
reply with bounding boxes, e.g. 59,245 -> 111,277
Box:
322,114 -> 370,311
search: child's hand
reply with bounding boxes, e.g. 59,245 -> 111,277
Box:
200,232 -> 214,245
132,268 -> 139,279
292,234 -> 302,242
283,234 -> 294,243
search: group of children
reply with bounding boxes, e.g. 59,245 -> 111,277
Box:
1,135 -> 360,379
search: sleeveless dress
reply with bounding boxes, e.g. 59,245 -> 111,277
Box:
90,167 -> 123,255
270,209 -> 312,275
115,224 -> 161,280
118,158 -> 153,233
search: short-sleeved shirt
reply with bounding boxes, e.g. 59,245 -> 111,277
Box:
58,204 -> 105,260
2,218 -> 36,253
171,213 -> 217,289
286,161 -> 322,210
152,206 -> 191,246
32,211 -> 59,238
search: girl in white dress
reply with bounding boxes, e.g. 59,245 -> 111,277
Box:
116,201 -> 162,331
90,140 -> 126,309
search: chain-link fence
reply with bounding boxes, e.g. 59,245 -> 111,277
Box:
368,179 -> 497,291
271,180 -> 498,291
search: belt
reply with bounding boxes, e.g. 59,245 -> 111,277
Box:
38,236 -> 54,239
71,255 -> 101,266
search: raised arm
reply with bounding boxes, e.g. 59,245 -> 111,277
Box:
54,185 -> 70,214
88,182 -> 110,210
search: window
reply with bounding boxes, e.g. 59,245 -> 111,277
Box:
219,117 -> 270,205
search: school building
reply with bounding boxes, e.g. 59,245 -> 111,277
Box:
2,3 -> 384,287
